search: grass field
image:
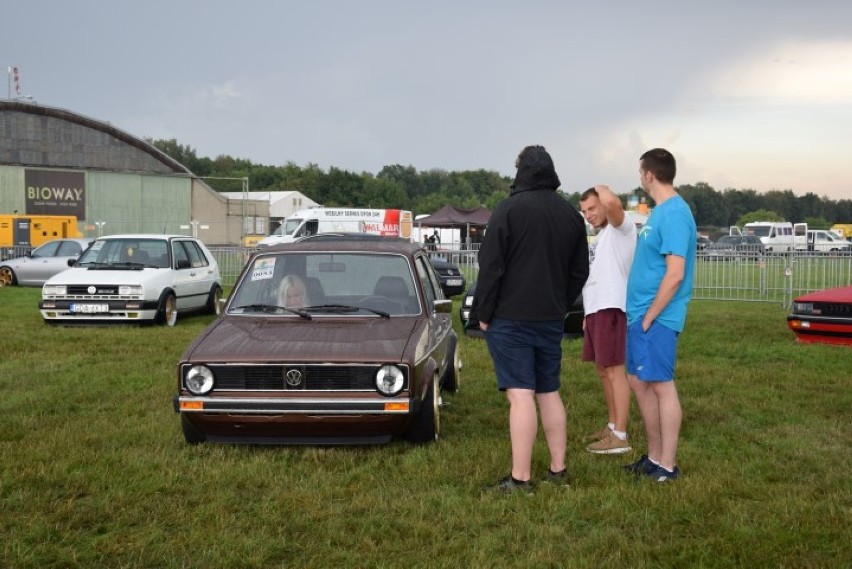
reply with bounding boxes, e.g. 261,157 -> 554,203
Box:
1,287 -> 850,568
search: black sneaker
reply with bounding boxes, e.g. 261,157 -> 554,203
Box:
645,465 -> 679,483
486,475 -> 534,494
622,454 -> 657,475
543,468 -> 570,486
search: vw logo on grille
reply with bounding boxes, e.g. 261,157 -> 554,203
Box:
87,286 -> 97,294
285,368 -> 303,387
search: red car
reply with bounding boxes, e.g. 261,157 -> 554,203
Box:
787,285 -> 852,346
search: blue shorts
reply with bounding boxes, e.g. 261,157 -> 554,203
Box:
626,319 -> 679,382
484,318 -> 564,393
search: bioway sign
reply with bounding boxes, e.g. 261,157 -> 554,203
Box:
25,169 -> 86,220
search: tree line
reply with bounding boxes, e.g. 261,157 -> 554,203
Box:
151,138 -> 852,230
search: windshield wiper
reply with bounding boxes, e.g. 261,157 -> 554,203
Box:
303,304 -> 390,319
231,303 -> 312,320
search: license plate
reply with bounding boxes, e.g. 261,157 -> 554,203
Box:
446,278 -> 463,286
70,303 -> 109,314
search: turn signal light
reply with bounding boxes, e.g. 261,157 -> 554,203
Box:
180,401 -> 204,410
384,402 -> 409,412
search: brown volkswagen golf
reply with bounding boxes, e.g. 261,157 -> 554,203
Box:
174,237 -> 460,444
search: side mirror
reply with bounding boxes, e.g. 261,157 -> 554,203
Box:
218,297 -> 228,312
67,259 -> 76,267
434,299 -> 452,314
176,258 -> 191,269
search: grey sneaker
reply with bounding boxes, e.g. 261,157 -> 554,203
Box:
542,468 -> 570,486
586,433 -> 632,455
487,475 -> 534,494
583,426 -> 612,442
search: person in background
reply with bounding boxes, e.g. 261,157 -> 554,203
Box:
277,274 -> 310,308
623,148 -> 696,483
579,185 -> 636,455
472,145 -> 589,493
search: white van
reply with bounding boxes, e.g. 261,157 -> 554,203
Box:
257,208 -> 413,247
803,229 -> 851,252
734,221 -> 807,252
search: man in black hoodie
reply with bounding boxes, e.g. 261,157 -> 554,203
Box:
473,145 -> 589,492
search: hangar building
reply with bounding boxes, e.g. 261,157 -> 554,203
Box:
0,100 -> 267,245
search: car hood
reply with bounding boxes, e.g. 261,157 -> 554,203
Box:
794,286 -> 852,304
182,315 -> 420,363
44,266 -> 158,285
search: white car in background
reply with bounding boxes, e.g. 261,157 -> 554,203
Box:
39,234 -> 222,326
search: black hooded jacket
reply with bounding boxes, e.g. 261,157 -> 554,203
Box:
472,147 -> 589,323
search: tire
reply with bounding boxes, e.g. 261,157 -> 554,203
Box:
207,285 -> 223,315
156,291 -> 178,326
181,414 -> 206,444
441,338 -> 461,393
0,266 -> 17,287
404,374 -> 441,443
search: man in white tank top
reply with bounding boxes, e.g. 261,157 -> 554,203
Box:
579,185 -> 637,454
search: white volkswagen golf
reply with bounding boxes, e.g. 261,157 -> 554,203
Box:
40,234 -> 222,326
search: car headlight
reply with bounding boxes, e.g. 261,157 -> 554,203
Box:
792,302 -> 814,315
375,365 -> 405,396
119,285 -> 143,295
463,295 -> 474,307
185,365 -> 215,395
43,285 -> 67,296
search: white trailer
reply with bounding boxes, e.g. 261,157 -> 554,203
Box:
257,208 -> 413,247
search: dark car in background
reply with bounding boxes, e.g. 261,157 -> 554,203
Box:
429,257 -> 466,297
703,235 -> 765,260
174,238 -> 460,445
459,280 -> 584,338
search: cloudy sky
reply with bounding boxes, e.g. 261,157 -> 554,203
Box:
4,1 -> 851,200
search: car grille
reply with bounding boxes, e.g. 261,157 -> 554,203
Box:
201,364 -> 406,391
814,302 -> 852,317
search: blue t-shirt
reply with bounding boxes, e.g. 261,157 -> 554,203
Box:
627,195 -> 696,332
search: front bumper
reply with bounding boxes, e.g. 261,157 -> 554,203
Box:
176,394 -> 415,443
787,315 -> 852,346
39,299 -> 158,323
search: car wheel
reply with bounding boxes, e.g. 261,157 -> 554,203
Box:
404,373 -> 441,443
0,266 -> 17,287
181,414 -> 206,444
156,291 -> 178,326
441,338 -> 461,393
207,285 -> 223,315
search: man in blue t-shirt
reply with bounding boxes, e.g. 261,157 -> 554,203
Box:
623,148 -> 696,483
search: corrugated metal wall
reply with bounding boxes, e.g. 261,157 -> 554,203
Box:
87,172 -> 191,235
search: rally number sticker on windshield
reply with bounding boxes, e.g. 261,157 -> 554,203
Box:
251,258 -> 276,281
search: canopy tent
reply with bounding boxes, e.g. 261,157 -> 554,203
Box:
416,205 -> 491,227
416,205 -> 491,245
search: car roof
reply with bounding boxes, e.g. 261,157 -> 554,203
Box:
96,234 -> 199,240
263,236 -> 423,255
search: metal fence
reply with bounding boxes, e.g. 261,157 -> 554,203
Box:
693,251 -> 852,307
208,245 -> 852,308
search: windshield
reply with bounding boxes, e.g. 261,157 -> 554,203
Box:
77,238 -> 170,268
228,252 -> 421,317
279,218 -> 303,237
745,226 -> 771,237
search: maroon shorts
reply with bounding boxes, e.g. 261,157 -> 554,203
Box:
582,308 -> 627,367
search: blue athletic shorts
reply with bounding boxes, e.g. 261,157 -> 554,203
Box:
484,318 -> 564,393
626,319 -> 679,382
